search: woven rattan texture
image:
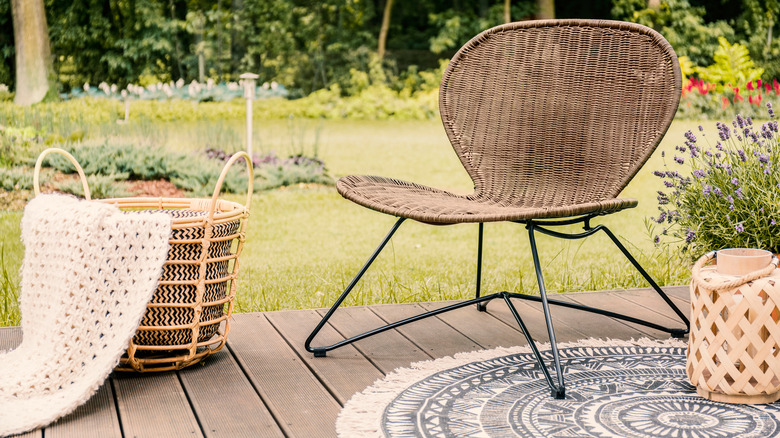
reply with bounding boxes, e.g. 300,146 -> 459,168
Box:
133,209 -> 239,346
338,20 -> 681,224
688,268 -> 780,402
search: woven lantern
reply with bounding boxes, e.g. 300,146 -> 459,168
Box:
687,249 -> 780,404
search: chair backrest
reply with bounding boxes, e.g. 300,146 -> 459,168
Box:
439,20 -> 681,208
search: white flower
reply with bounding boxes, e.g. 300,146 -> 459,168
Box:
271,81 -> 278,90
0,84 -> 8,92
207,78 -> 215,89
110,84 -> 118,93
176,78 -> 184,88
262,82 -> 270,90
83,82 -> 90,91
121,89 -> 128,98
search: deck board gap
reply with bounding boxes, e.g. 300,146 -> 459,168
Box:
175,372 -> 207,437
263,313 -> 347,408
224,342 -> 290,437
314,309 -> 393,376
367,306 -> 436,360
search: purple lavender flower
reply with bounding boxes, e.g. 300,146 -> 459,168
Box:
698,125 -> 704,132
654,235 -> 660,244
727,195 -> 734,204
738,149 -> 748,162
652,170 -> 665,177
674,156 -> 684,165
664,181 -> 674,188
656,212 -> 667,223
685,130 -> 697,143
693,169 -> 706,178
735,223 -> 745,233
768,102 -> 775,118
731,177 -> 739,186
729,204 -> 735,211
747,116 -> 753,126
685,228 -> 696,243
765,167 -> 771,174
759,154 -> 769,163
661,151 -> 665,157
735,188 -> 743,199
773,219 -> 777,226
713,187 -> 723,196
737,114 -> 746,128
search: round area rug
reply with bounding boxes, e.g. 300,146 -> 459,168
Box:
337,339 -> 780,437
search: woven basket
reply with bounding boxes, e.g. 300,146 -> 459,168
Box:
34,148 -> 253,372
687,250 -> 780,404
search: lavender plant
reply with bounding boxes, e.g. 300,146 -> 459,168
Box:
652,103 -> 780,257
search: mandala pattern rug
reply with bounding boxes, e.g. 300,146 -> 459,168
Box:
336,339 -> 780,437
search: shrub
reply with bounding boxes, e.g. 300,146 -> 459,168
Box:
650,104 -> 780,258
0,167 -> 33,191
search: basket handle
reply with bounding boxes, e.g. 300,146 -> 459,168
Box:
692,250 -> 779,291
208,151 -> 253,219
34,147 -> 91,201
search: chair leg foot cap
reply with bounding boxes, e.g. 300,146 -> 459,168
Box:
477,303 -> 487,312
313,349 -> 327,358
552,386 -> 565,399
670,329 -> 688,339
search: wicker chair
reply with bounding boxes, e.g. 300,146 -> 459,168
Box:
306,19 -> 689,399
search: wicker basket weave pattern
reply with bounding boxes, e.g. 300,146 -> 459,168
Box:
34,148 -> 253,372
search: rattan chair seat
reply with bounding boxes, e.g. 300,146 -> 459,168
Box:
338,174 -> 637,224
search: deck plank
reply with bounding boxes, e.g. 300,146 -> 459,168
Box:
266,308 -> 383,404
112,372 -> 203,438
227,312 -> 342,438
565,290 -> 683,339
318,305 -> 432,374
370,303 -> 481,357
46,383 -> 122,438
178,347 -> 284,438
485,298 -> 589,343
0,326 -> 21,350
419,301 -> 528,349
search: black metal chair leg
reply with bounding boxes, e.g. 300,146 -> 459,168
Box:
527,222 -> 566,398
305,218 -> 406,356
598,225 -> 690,336
476,223 -> 487,312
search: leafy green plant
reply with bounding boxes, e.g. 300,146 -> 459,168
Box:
696,37 -> 765,88
55,174 -> 131,199
0,167 -> 33,191
650,104 -> 780,258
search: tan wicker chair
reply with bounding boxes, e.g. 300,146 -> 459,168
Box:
306,19 -> 689,399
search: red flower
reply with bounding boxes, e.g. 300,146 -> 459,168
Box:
747,81 -> 754,91
774,78 -> 780,95
722,97 -> 730,109
758,79 -> 763,88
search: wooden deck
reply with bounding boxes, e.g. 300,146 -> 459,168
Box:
2,286 -> 690,438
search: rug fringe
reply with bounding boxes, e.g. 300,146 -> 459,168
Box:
336,337 -> 688,437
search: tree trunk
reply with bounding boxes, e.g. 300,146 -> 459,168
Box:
378,0 -> 394,59
504,0 -> 511,23
536,0 -> 554,20
11,0 -> 56,105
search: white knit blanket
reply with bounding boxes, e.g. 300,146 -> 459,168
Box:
0,194 -> 171,437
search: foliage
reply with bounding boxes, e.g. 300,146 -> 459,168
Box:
732,0 -> 780,81
428,2 -> 536,54
55,173 -> 130,199
677,77 -> 780,120
0,167 -> 32,191
612,0 -> 734,68
205,148 -> 334,190
695,37 -> 764,87
650,105 -> 780,258
0,244 -> 19,327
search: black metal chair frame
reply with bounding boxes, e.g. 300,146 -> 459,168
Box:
305,213 -> 690,399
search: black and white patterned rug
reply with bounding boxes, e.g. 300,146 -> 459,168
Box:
337,339 -> 780,437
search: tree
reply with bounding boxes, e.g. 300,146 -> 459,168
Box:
378,0 -> 394,59
536,0 -> 553,19
11,0 -> 56,105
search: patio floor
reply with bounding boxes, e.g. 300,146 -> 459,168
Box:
2,285 -> 690,438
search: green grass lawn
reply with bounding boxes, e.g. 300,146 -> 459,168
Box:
0,117 -> 706,325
